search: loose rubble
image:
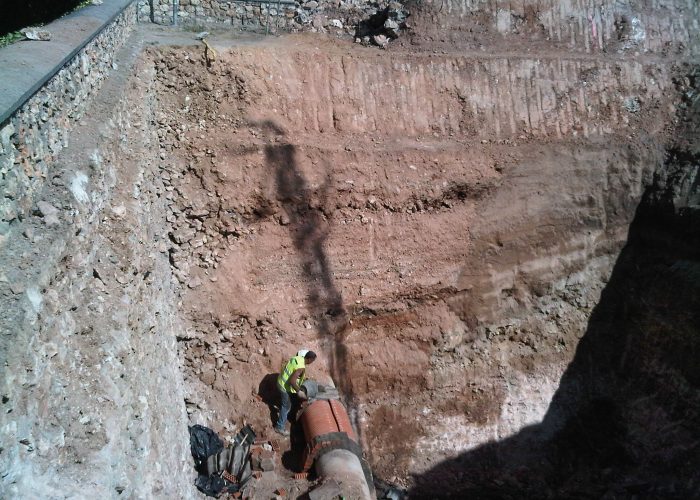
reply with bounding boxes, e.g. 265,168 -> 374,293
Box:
20,28 -> 52,41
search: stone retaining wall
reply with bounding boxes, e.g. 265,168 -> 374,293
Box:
0,3 -> 138,243
0,47 -> 196,497
0,4 -> 197,495
139,0 -> 391,34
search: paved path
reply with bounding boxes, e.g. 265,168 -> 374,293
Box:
0,0 -> 133,124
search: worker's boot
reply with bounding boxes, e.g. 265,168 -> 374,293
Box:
274,426 -> 290,437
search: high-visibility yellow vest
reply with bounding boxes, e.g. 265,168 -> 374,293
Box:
278,355 -> 306,393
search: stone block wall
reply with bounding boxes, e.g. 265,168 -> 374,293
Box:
0,3 -> 138,245
138,0 -> 390,34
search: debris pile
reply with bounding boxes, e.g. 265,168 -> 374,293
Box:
354,1 -> 410,48
20,27 -> 52,41
155,159 -> 233,288
189,423 -> 314,499
189,424 -> 256,497
250,442 -> 277,472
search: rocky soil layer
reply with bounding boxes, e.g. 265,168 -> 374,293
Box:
0,0 -> 697,496
403,0 -> 700,58
143,28 -> 698,494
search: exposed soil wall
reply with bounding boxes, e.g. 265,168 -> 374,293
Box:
404,0 -> 700,57
410,147 -> 700,498
144,25 -> 698,493
0,0 -> 697,497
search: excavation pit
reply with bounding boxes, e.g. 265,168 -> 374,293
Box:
1,5 -> 698,497
143,36 -> 698,496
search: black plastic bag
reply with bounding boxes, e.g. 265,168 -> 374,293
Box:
194,475 -> 238,497
189,425 -> 232,497
189,424 -> 224,471
188,424 -> 256,497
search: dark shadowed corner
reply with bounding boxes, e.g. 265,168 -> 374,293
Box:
409,149 -> 700,499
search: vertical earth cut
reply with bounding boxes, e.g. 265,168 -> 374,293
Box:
147,0 -> 699,493
1,0 -> 698,497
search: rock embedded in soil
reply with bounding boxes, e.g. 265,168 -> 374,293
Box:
147,24 -> 700,497
36,201 -> 60,226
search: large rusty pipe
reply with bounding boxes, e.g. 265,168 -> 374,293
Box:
300,399 -> 357,443
299,379 -> 374,499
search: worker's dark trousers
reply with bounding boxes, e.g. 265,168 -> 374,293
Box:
276,387 -> 299,430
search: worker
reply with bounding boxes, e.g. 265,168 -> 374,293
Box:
275,349 -> 317,436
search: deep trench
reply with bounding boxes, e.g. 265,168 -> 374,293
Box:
2,8 -> 699,497
146,37 -> 700,497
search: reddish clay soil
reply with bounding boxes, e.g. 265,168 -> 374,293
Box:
144,19 -> 698,494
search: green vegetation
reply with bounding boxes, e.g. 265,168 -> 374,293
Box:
72,0 -> 94,12
0,30 -> 24,49
0,1 -> 93,49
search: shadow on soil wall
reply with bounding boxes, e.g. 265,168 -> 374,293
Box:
254,118 -> 360,428
410,151 -> 700,498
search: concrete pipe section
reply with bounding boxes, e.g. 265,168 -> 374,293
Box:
298,380 -> 375,499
